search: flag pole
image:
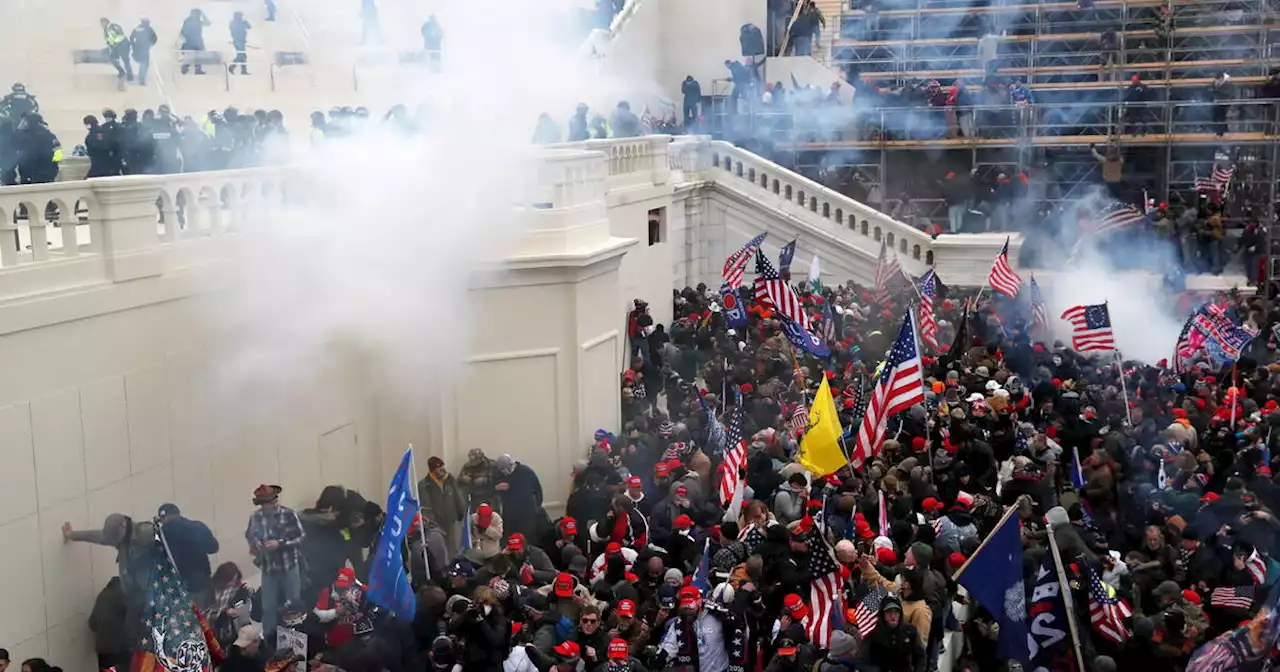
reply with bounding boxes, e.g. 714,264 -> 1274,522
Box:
1231,363 -> 1240,431
1114,351 -> 1132,427
405,443 -> 433,582
1046,523 -> 1088,672
951,503 -> 1020,581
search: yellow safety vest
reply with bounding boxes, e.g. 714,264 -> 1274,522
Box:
105,29 -> 125,47
52,147 -> 63,163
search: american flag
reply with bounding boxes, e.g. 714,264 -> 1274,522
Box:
1195,164 -> 1235,194
820,302 -> 838,343
786,403 -> 809,433
1090,201 -> 1148,238
1086,566 -> 1131,644
874,239 -> 908,298
718,405 -> 747,507
1029,276 -> 1048,333
754,251 -> 811,329
919,270 -> 939,349
1187,624 -> 1257,672
805,531 -> 844,649
1209,585 -> 1256,609
134,532 -> 218,672
988,237 -> 1022,298
1060,303 -> 1116,352
851,588 -> 886,638
1247,549 -> 1268,584
723,232 -> 767,289
852,311 -> 926,467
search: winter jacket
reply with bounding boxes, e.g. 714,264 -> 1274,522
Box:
88,577 -> 130,655
772,483 -> 807,526
161,515 -> 220,593
419,472 -> 467,525
299,508 -> 367,596
468,509 -> 505,560
496,463 -> 544,538
865,596 -> 925,672
459,610 -> 511,672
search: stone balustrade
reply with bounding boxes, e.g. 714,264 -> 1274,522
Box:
700,139 -> 936,271
0,168 -> 294,299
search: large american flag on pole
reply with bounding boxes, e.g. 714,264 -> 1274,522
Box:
874,239 -> 907,298
1091,201 -> 1147,238
852,311 -> 926,467
805,530 -> 844,649
717,404 -> 747,507
1195,164 -> 1235,194
919,270 -> 938,349
988,237 -> 1022,298
1060,303 -> 1116,352
723,232 -> 767,289
1086,566 -> 1131,644
754,251 -> 811,329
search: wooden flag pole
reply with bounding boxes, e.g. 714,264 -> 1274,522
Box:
1046,524 -> 1088,672
951,502 -> 1020,581
1114,351 -> 1132,427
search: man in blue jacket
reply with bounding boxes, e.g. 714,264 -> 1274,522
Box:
157,503 -> 220,596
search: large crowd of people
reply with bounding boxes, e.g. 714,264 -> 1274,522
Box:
14,253 -> 1280,672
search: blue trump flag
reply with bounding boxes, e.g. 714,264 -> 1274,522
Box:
720,283 -> 749,329
691,538 -> 712,592
780,316 -> 830,358
1069,447 -> 1086,491
366,447 -> 420,620
955,511 -> 1029,663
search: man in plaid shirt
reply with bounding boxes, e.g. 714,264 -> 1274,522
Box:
244,484 -> 305,637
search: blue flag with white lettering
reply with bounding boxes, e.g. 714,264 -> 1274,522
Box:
366,447 -> 419,620
720,283 -> 749,329
780,316 -> 830,358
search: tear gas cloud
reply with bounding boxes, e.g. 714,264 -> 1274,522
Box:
200,0 -> 653,407
1031,187 -> 1187,365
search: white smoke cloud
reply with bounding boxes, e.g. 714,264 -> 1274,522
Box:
199,0 -> 659,406
1034,188 -> 1186,365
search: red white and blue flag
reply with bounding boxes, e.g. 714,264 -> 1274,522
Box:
1060,303 -> 1116,352
717,404 -> 747,507
723,232 -> 767,289
852,311 -> 926,466
1029,276 -> 1049,333
919,269 -> 938,349
988,237 -> 1022,297
755,251 -> 810,329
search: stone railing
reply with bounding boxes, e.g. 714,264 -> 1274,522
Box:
548,136 -> 672,192
698,140 -> 936,270
0,168 -> 294,297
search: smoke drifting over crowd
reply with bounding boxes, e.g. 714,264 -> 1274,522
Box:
201,0 -> 652,404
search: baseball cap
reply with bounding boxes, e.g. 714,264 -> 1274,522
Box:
333,567 -> 357,588
477,503 -> 494,526
157,503 -> 180,517
608,638 -> 630,660
560,517 -> 578,535
553,572 -> 575,598
506,533 -> 525,552
627,475 -> 643,488
657,584 -> 678,609
674,485 -> 689,498
655,462 -> 671,477
674,514 -> 694,530
605,541 -> 623,556
552,640 -> 581,663
678,585 -> 702,608
783,593 -> 809,620
616,599 -> 636,617
776,636 -> 799,656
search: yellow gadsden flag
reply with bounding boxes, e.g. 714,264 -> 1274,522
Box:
798,376 -> 847,477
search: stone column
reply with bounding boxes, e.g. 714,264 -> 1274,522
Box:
89,177 -> 165,282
